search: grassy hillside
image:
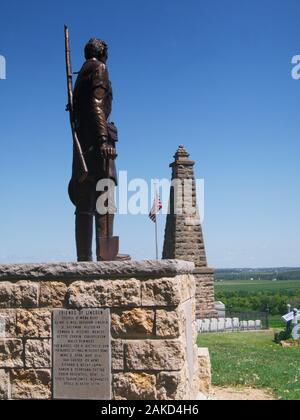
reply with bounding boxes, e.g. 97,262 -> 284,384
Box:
198,331 -> 300,400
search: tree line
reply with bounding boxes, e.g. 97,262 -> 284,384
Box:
216,289 -> 300,315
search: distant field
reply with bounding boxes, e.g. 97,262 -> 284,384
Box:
215,279 -> 300,315
215,268 -> 300,282
215,279 -> 300,294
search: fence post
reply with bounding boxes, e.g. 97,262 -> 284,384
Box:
266,307 -> 270,330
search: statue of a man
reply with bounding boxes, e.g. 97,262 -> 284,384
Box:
68,38 -> 117,262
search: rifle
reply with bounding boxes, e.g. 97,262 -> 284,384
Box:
64,25 -> 88,183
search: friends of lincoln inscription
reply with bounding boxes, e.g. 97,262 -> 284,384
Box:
52,309 -> 111,400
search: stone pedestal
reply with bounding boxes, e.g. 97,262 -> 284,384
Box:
0,260 -> 205,400
198,347 -> 212,395
163,146 -> 217,318
194,269 -> 216,319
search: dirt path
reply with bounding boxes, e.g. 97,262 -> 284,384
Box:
209,386 -> 276,400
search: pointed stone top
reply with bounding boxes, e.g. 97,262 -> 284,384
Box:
174,145 -> 190,161
171,145 -> 195,168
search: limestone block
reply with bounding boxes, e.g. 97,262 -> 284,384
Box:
112,340 -> 124,371
113,373 -> 157,400
225,318 -> 233,331
240,320 -> 248,330
0,260 -> 194,281
157,371 -> 188,400
11,369 -> 51,400
233,318 -> 240,330
209,319 -> 218,332
0,310 -> 16,338
141,278 -> 181,307
112,309 -> 154,338
124,340 -> 185,371
109,280 -> 142,307
196,319 -> 202,333
218,318 -> 225,332
201,319 -> 210,333
185,218 -> 201,226
25,340 -> 51,368
0,369 -> 9,400
156,309 -> 182,338
192,318 -> 198,345
198,348 -> 211,395
255,320 -> 262,330
247,320 -> 255,330
40,282 -> 68,307
0,339 -> 23,368
0,281 -> 38,308
179,274 -> 195,302
16,309 -> 51,338
67,279 -> 141,308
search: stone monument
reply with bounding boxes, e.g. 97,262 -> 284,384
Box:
0,33 -> 213,401
0,260 -> 209,400
163,146 -> 217,318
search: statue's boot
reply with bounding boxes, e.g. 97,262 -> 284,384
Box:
95,213 -> 131,261
75,213 -> 93,262
95,213 -> 113,261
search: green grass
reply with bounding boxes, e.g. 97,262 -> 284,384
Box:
215,279 -> 300,294
198,331 -> 300,400
269,315 -> 285,329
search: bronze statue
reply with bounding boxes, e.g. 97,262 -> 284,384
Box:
65,30 -> 121,262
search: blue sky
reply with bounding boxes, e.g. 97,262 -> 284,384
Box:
0,0 -> 299,267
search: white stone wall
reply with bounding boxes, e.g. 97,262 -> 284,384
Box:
197,318 -> 262,333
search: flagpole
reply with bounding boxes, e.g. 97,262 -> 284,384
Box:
155,216 -> 159,260
154,181 -> 159,260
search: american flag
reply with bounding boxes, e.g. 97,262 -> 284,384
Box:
149,195 -> 162,223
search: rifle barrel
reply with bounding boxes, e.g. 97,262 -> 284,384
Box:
64,25 -> 88,182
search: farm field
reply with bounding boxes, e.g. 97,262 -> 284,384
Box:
215,279 -> 300,316
198,331 -> 300,400
215,279 -> 300,294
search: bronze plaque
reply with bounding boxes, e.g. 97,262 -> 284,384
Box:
52,309 -> 111,400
